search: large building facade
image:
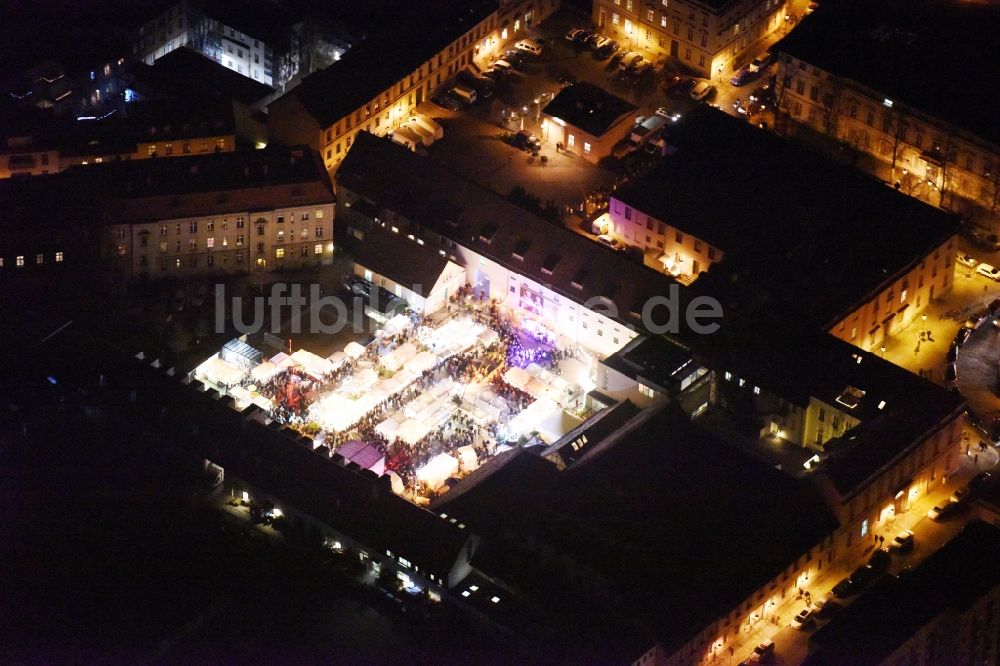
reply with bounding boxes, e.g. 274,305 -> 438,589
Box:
268,0 -> 561,173
591,0 -> 786,78
774,1 -> 1000,216
133,0 -> 275,86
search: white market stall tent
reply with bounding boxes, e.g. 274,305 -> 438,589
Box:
416,452 -> 459,489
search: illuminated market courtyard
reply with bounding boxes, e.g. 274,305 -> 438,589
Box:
193,288 -> 600,503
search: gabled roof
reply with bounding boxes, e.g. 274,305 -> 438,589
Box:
131,46 -> 274,103
278,0 -> 495,128
350,226 -> 453,298
541,82 -> 637,137
336,132 -> 683,327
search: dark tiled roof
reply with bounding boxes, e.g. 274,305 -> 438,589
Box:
350,227 -> 451,298
614,106 -> 960,329
776,0 -> 1000,146
336,132 -> 682,328
283,0 -> 496,128
541,82 -> 638,137
805,521 -> 1000,665
435,403 -> 837,654
16,330 -> 475,580
130,46 -> 275,103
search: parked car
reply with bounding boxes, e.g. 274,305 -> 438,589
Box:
565,28 -> 588,42
811,593 -> 832,614
341,275 -> 372,297
511,130 -> 541,153
927,502 -> 949,521
890,529 -> 915,553
850,563 -> 876,587
690,81 -> 714,101
970,471 -> 994,491
629,60 -> 652,78
655,106 -> 681,122
502,49 -> 528,67
791,608 -> 814,630
831,577 -> 856,598
976,263 -> 1000,280
585,33 -> 604,49
753,638 -> 775,662
954,327 -> 971,346
660,74 -> 688,95
957,253 -> 978,268
514,39 -> 543,56
491,58 -> 514,73
729,67 -> 756,87
952,486 -> 970,503
868,548 -> 891,574
945,362 -> 958,386
617,51 -> 643,73
749,51 -> 773,72
595,38 -> 620,59
597,234 -> 622,249
430,92 -> 462,110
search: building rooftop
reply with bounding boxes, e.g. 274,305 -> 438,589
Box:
614,106 -> 960,329
281,0 -> 496,128
685,301 -> 966,498
337,132 -> 683,329
541,82 -> 638,138
129,46 -> 275,103
349,226 -> 453,298
805,520 -> 1000,665
434,402 -> 837,655
602,334 -> 699,393
775,0 -> 1000,146
13,329 -> 476,582
540,399 -> 642,469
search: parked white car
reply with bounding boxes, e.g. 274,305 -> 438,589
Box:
977,263 -> 1000,280
690,81 -> 714,101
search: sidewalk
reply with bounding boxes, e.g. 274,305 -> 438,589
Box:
722,443 -> 995,665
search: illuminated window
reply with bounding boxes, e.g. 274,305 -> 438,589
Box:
612,12 -> 620,25
567,134 -> 575,147
275,248 -> 285,259
206,237 -> 215,248
583,142 -> 592,155
36,254 -> 44,265
860,518 -> 869,538
314,244 -> 323,255
16,255 -> 24,267
315,209 -> 324,219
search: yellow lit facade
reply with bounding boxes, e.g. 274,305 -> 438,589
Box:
592,0 -> 786,79
275,0 -> 561,174
777,52 -> 1000,213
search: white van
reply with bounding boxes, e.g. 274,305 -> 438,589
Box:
514,39 -> 543,56
450,84 -> 477,105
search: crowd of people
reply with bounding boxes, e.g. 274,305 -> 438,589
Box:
229,294 -> 582,496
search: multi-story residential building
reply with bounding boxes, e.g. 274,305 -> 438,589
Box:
592,0 -> 786,78
97,149 -> 335,279
132,0 -> 276,86
0,147 -> 334,282
774,0 -> 1000,216
540,82 -> 637,163
268,0 -> 561,173
606,108 -> 959,352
